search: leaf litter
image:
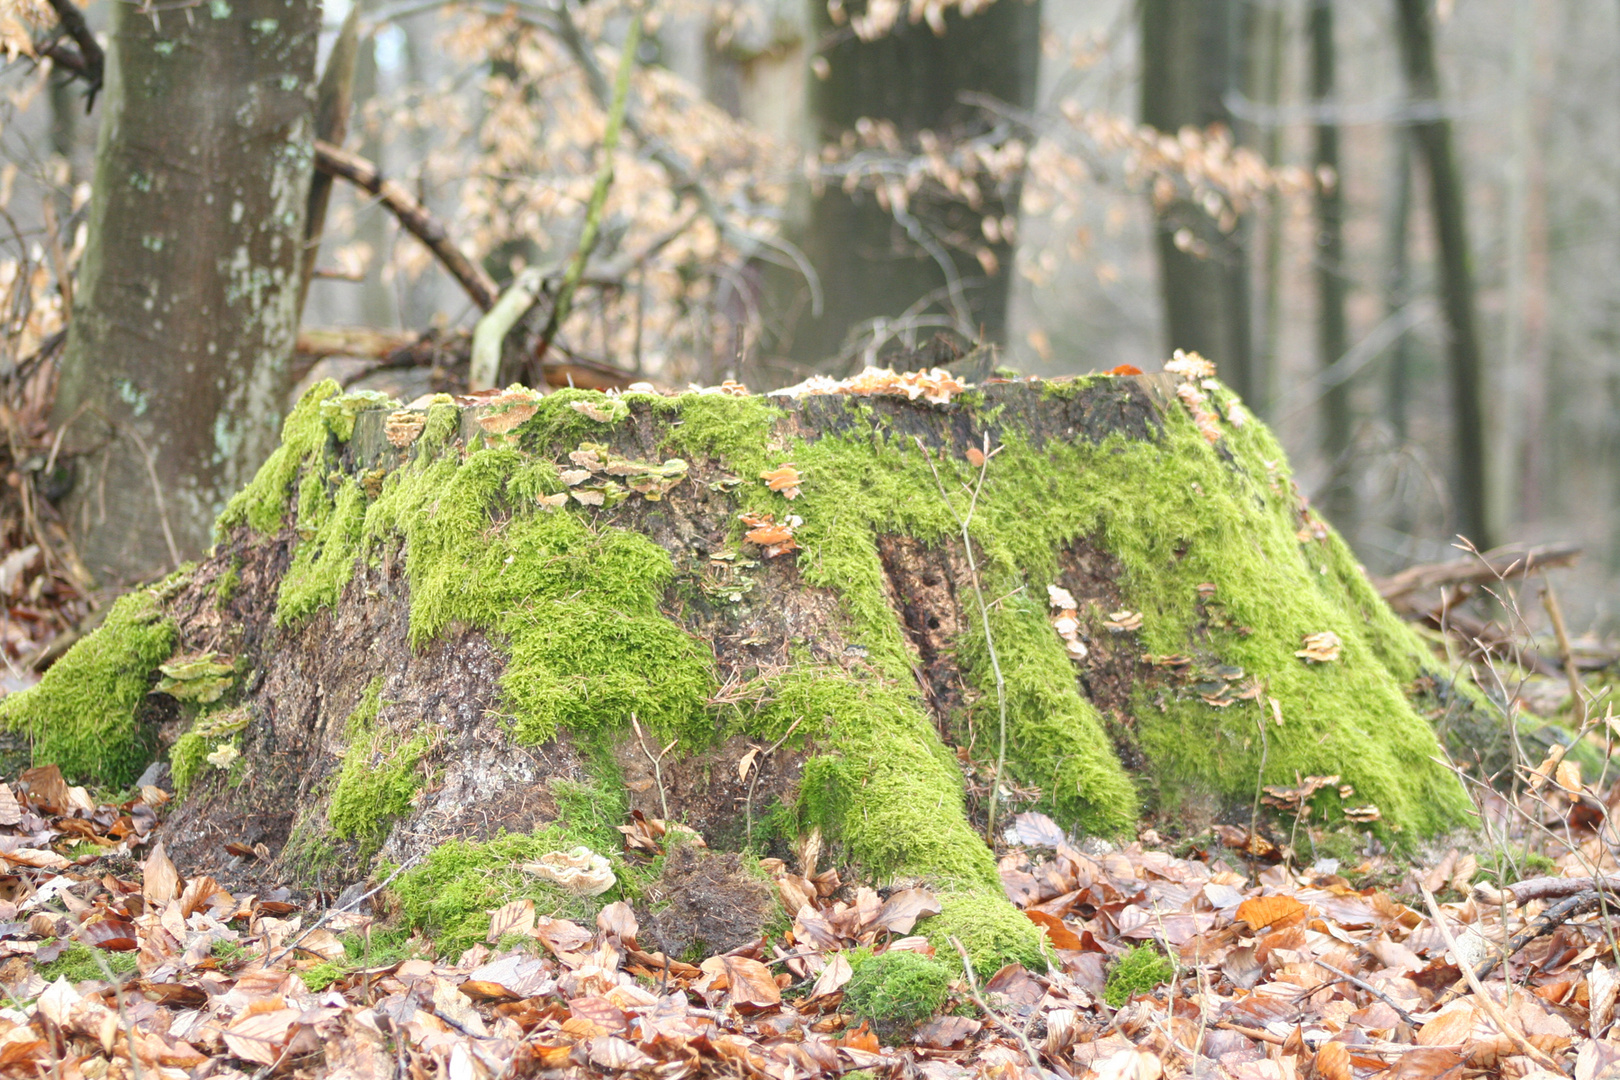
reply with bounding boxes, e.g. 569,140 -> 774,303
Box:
3,761 -> 1620,1079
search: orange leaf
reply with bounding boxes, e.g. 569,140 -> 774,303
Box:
1108,364 -> 1143,376
965,446 -> 986,467
1313,1041 -> 1353,1080
1235,894 -> 1307,930
1024,909 -> 1084,950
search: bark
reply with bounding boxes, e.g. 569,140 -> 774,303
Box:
1,377 -> 1484,969
784,1 -> 1043,368
1383,128 -> 1414,447
1392,0 -> 1491,547
1140,0 -> 1255,401
51,0 -> 320,583
1311,0 -> 1354,528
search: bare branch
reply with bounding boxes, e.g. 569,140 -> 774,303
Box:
42,0 -> 104,111
313,140 -> 499,312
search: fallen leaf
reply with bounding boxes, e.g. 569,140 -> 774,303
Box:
142,842 -> 180,905
486,898 -> 535,943
1235,894 -> 1307,930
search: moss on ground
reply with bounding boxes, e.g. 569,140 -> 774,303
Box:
1105,944 -> 1175,1006
38,942 -> 139,984
389,774 -> 634,958
0,588 -> 176,787
328,677 -> 430,844
843,947 -> 953,1041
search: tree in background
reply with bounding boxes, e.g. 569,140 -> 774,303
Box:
50,0 -> 320,581
1309,0 -> 1352,527
782,0 -> 1042,367
1139,0 -> 1255,403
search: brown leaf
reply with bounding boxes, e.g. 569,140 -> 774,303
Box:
836,1020 -> 880,1053
222,1007 -> 301,1066
810,952 -> 852,999
0,784 -> 21,827
19,764 -> 67,808
486,898 -> 536,943
1311,1040 -> 1353,1080
1025,909 -> 1085,950
596,900 -> 638,943
700,954 -> 781,1008
914,1014 -> 981,1048
1235,894 -> 1307,930
868,888 -> 942,934
141,842 -> 180,905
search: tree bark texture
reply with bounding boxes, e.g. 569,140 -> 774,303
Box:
784,0 -> 1043,367
0,375 -> 1485,969
1140,0 -> 1255,402
1311,0 -> 1353,528
1392,0 -> 1491,547
51,0 -> 320,583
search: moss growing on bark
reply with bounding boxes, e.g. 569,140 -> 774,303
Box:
328,677 -> 430,843
0,588 -> 176,786
217,379 -> 341,536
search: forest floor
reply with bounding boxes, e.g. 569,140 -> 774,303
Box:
0,758 -> 1615,1080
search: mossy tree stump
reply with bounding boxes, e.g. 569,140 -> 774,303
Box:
0,371 -> 1476,970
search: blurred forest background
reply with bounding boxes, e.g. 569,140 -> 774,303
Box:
0,0 -> 1615,642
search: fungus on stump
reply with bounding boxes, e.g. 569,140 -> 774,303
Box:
0,368 -> 1474,970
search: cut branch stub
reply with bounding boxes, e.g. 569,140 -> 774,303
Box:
2,372 -> 1479,970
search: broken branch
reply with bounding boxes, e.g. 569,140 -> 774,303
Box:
42,0 -> 103,111
313,140 -> 498,313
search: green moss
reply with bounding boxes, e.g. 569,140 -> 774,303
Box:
328,678 -> 430,843
0,589 -> 176,786
1104,944 -> 1175,1007
843,947 -> 952,1041
38,942 -> 138,984
390,777 -> 630,957
1473,847 -> 1557,887
299,927 -> 416,990
217,380 -> 342,536
277,476 -> 368,626
170,706 -> 249,794
213,560 -> 241,608
364,445 -> 713,746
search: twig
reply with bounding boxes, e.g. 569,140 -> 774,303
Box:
916,434 -> 1007,843
313,140 -> 498,312
1434,890 -> 1605,1009
745,716 -> 802,847
1495,875 -> 1620,904
1312,958 -> 1417,1025
42,0 -> 103,110
1539,575 -> 1587,726
631,715 -> 675,822
1418,883 -> 1564,1072
263,854 -> 423,969
948,936 -> 1050,1076
1372,542 -> 1581,613
538,10 -> 641,364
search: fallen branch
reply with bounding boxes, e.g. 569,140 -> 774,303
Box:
1492,874 -> 1620,905
1373,542 -> 1582,613
1435,890 -> 1604,1009
313,140 -> 498,312
1419,883 -> 1564,1072
1312,959 -> 1417,1026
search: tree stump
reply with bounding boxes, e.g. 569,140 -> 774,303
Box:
0,367 -> 1476,970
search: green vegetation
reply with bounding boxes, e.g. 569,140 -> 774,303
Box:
0,588 -> 176,787
38,942 -> 139,984
298,928 -> 416,991
1104,944 -> 1176,1007
390,777 -> 630,958
328,678 -> 430,844
169,706 -> 250,794
1473,846 -> 1557,887
217,379 -> 341,536
843,947 -> 953,1040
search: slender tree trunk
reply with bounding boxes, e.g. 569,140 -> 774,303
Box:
1311,0 -> 1353,527
1490,0 -> 1534,543
51,0 -> 320,583
785,1 -> 1043,369
1392,0 -> 1491,547
1383,130 -> 1413,448
1141,0 -> 1255,400
1251,0 -> 1288,419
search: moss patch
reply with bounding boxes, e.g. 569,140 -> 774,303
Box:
390,777 -> 631,958
170,706 -> 250,794
328,678 -> 430,844
217,380 -> 342,536
843,947 -> 952,1041
1105,943 -> 1175,1007
38,942 -> 139,984
0,588 -> 176,787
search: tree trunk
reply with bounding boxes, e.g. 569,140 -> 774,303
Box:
0,375 -> 1478,969
1392,0 -> 1491,547
783,1 -> 1043,369
1311,0 -> 1354,529
50,0 -> 320,583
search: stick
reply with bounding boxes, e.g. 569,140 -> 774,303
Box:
537,11 -> 641,365
313,140 -> 498,312
1434,890 -> 1604,1009
1498,875 -> 1620,905
948,936 -> 1052,1076
1540,575 -> 1587,726
1372,542 -> 1581,612
1418,883 -> 1563,1071
1312,958 -> 1417,1026
467,267 -> 544,392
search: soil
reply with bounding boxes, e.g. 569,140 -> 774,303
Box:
641,845 -> 776,960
